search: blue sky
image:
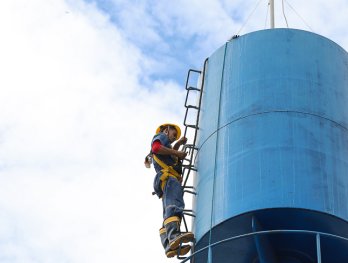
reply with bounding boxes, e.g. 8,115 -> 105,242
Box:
80,0 -> 348,85
0,0 -> 348,263
80,0 -> 240,84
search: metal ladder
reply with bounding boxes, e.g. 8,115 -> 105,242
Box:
177,59 -> 208,260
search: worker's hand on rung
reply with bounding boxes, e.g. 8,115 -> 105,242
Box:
177,137 -> 187,145
176,150 -> 187,160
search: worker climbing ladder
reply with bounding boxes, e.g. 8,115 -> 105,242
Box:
178,59 -> 208,260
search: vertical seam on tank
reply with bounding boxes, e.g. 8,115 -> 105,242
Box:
207,43 -> 228,254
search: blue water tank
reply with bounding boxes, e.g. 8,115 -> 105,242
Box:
192,29 -> 348,262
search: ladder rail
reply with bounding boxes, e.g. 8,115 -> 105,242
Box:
182,58 -> 208,187
177,59 -> 208,260
179,59 -> 208,229
183,70 -> 202,133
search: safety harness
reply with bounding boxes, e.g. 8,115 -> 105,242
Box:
153,154 -> 182,191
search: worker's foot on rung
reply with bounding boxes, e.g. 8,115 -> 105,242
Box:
166,245 -> 191,258
169,232 -> 194,250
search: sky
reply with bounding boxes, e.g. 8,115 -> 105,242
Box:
1,0 -> 348,262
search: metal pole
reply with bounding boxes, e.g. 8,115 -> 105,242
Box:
316,233 -> 322,263
269,0 -> 275,28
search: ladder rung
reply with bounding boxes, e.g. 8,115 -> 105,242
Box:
183,211 -> 196,217
186,86 -> 201,92
188,69 -> 202,74
184,189 -> 197,195
185,105 -> 199,110
182,162 -> 196,166
183,165 -> 197,171
184,144 -> 199,150
185,124 -> 198,129
182,163 -> 196,168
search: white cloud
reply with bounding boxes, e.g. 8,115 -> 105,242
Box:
0,0 -> 348,262
0,0 -> 185,262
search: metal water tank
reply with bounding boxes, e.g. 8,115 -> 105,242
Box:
192,29 -> 348,263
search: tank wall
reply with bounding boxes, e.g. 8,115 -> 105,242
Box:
193,29 -> 348,242
192,44 -> 226,238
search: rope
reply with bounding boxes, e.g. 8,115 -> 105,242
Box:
236,0 -> 264,35
285,0 -> 314,31
282,0 -> 289,28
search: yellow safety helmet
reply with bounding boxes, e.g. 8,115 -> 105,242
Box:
156,123 -> 181,140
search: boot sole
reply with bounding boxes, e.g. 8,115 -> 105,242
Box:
169,233 -> 194,250
166,245 -> 191,258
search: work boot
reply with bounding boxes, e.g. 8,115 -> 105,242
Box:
164,216 -> 195,250
159,227 -> 191,258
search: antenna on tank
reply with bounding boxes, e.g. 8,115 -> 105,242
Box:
269,0 -> 275,28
